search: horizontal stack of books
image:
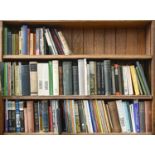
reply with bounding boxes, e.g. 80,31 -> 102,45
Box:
5,99 -> 152,134
0,60 -> 150,96
3,25 -> 71,55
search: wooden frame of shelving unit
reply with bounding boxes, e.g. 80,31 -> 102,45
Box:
0,20 -> 155,135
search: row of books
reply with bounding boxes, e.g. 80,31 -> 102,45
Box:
5,99 -> 152,134
3,25 -> 71,55
0,60 -> 150,96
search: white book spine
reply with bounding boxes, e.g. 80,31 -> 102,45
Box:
122,66 -> 129,95
127,66 -> 133,95
72,100 -> 77,134
78,59 -> 84,95
116,100 -> 127,132
52,60 -> 59,95
129,104 -> 136,133
57,31 -> 71,55
43,63 -> 49,95
87,64 -> 90,95
84,59 -> 88,95
83,100 -> 93,133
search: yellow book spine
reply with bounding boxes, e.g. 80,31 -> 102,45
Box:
130,65 -> 140,95
95,100 -> 104,133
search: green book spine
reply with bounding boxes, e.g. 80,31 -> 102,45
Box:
4,63 -> 8,96
3,27 -> 8,55
15,33 -> 19,55
135,67 -> 143,95
136,62 -> 150,95
12,34 -> 16,55
48,61 -> 53,95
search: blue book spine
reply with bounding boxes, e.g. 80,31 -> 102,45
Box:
42,101 -> 49,132
88,101 -> 97,132
123,101 -> 131,132
133,100 -> 140,133
21,25 -> 28,54
15,100 -> 21,132
7,31 -> 12,55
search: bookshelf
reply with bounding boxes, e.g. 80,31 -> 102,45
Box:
0,20 -> 154,135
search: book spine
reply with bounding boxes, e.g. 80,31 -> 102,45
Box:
111,66 -> 116,95
42,101 -> 49,132
34,102 -> 39,132
72,64 -> 79,95
27,101 -> 34,132
15,100 -> 21,132
145,101 -> 152,132
48,103 -> 53,132
139,101 -> 145,132
48,61 -> 53,95
101,62 -> 105,94
96,62 -> 101,95
21,25 -> 28,55
19,101 -> 24,132
53,60 -> 59,95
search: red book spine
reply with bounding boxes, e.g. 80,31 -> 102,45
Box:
48,105 -> 53,132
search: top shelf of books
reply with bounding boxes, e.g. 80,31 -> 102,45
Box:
2,54 -> 152,60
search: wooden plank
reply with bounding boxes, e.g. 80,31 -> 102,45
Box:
61,28 -> 72,51
137,28 -> 146,54
126,29 -> 138,54
116,29 -> 126,54
83,28 -> 94,54
0,21 -> 2,61
2,95 -> 153,100
94,29 -> 104,54
146,25 -> 151,55
0,92 -> 4,135
2,55 -> 152,60
72,28 -> 83,54
150,21 -> 155,134
104,29 -> 115,54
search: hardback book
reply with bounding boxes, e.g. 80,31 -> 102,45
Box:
29,62 -> 38,95
19,101 -> 24,132
21,64 -> 30,96
129,104 -> 136,133
96,62 -> 101,95
104,60 -> 112,95
15,100 -> 21,132
24,104 -> 28,133
114,64 -> 120,95
145,101 -> 152,132
122,66 -> 129,95
78,59 -> 88,95
107,101 -> 121,132
27,101 -> 34,132
89,61 -> 97,95
111,66 -> 116,95
21,25 -> 28,55
126,66 -> 133,95
139,101 -> 145,132
62,61 -> 72,95
33,101 -> 39,132
37,63 -> 49,95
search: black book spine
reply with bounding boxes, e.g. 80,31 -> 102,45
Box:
72,64 -> 79,95
34,102 -> 39,132
21,65 -> 30,96
56,108 -> 62,134
118,66 -> 124,94
7,31 -> 12,55
11,110 -> 16,132
20,110 -> 24,132
101,62 -> 105,94
114,64 -> 120,95
8,110 -> 12,132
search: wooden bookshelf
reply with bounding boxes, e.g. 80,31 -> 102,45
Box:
2,95 -> 153,100
0,20 -> 155,135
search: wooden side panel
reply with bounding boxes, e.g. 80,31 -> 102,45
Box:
126,29 -> 138,54
61,28 -> 72,51
150,21 -> 155,134
0,21 -> 2,61
94,29 -> 104,54
83,29 -> 94,54
137,28 -> 146,54
72,28 -> 83,54
0,93 -> 4,135
116,29 -> 126,54
104,29 -> 116,54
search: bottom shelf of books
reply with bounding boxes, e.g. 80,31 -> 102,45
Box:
4,99 -> 152,135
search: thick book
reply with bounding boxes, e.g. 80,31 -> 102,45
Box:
133,100 -> 140,133
27,101 -> 34,132
107,101 -> 121,132
72,62 -> 79,95
104,60 -> 112,95
21,25 -> 28,55
21,64 -> 30,96
62,61 -> 73,95
29,62 -> 38,95
145,101 -> 152,132
139,101 -> 145,132
78,59 -> 88,95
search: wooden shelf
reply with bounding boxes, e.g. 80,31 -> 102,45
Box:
2,54 -> 152,60
4,132 -> 152,135
2,95 -> 153,100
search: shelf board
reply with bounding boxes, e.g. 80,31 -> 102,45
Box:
4,132 -> 152,135
2,54 -> 152,60
2,95 -> 153,100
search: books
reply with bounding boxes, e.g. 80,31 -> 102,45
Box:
3,26 -> 71,55
4,99 -> 151,134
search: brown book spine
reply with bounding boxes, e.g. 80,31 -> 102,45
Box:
27,29 -> 30,55
27,101 -> 34,133
59,64 -> 63,95
145,101 -> 152,132
33,33 -> 36,55
107,101 -> 121,132
24,105 -> 28,133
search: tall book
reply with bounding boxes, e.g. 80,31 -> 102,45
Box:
29,62 -> 38,95
145,101 -> 152,132
78,59 -> 88,95
62,61 -> 72,95
27,101 -> 34,132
